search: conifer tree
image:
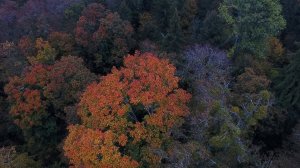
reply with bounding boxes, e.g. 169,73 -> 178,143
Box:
277,49 -> 300,110
162,4 -> 184,52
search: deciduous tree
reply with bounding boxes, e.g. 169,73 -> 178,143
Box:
219,0 -> 286,58
64,52 -> 191,167
4,56 -> 96,166
75,3 -> 134,73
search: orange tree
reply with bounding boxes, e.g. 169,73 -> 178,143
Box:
4,56 -> 96,166
64,52 -> 191,167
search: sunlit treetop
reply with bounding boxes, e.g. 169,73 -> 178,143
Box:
65,52 -> 191,167
64,125 -> 139,168
79,52 -> 190,130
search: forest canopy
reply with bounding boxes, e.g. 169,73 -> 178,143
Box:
0,0 -> 299,167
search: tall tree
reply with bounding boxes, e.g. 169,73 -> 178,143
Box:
162,4 -> 184,52
180,0 -> 198,37
219,0 -> 286,58
276,49 -> 300,111
4,56 -> 96,166
64,52 -> 191,167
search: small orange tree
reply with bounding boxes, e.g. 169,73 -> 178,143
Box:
4,56 -> 96,164
64,52 -> 191,167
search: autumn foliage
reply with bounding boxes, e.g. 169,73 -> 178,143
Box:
4,56 -> 96,128
64,52 -> 191,167
75,3 -> 134,73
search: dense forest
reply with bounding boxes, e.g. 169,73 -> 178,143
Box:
0,0 -> 299,167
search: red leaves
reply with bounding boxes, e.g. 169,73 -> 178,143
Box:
18,36 -> 35,58
118,134 -> 128,146
5,56 -> 95,128
74,3 -> 134,73
66,52 -> 191,166
75,3 -> 106,47
23,64 -> 50,86
4,64 -> 49,128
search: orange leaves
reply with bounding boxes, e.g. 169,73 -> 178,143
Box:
118,134 -> 128,146
64,125 -> 138,168
123,52 -> 180,106
63,125 -> 104,167
78,52 -> 190,131
75,3 -> 106,47
67,52 -> 191,166
21,89 -> 42,113
18,36 -> 35,58
5,65 -> 49,128
23,64 -> 50,86
130,122 -> 148,144
78,72 -> 125,129
5,56 -> 95,128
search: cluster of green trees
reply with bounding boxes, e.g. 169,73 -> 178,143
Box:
0,0 -> 299,167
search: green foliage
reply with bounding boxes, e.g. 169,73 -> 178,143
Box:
179,0 -> 198,38
4,56 -> 96,166
197,10 -> 232,46
208,102 -> 246,167
219,0 -> 286,58
64,2 -> 85,21
0,42 -> 27,83
276,49 -> 300,110
0,0 -> 298,167
0,147 -> 41,168
118,0 -> 132,21
162,5 -> 184,52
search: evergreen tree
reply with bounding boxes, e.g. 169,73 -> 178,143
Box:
118,0 -> 132,21
277,49 -> 300,110
151,0 -> 172,34
162,4 -> 184,52
180,0 -> 198,38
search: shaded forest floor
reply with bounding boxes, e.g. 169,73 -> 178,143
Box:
273,122 -> 300,167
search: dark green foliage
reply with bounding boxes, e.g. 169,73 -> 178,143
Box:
277,49 -> 300,110
208,102 -> 246,167
281,0 -> 300,50
162,5 -> 184,52
195,10 -> 232,47
0,146 -> 41,168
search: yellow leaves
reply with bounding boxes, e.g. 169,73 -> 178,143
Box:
28,38 -> 57,65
